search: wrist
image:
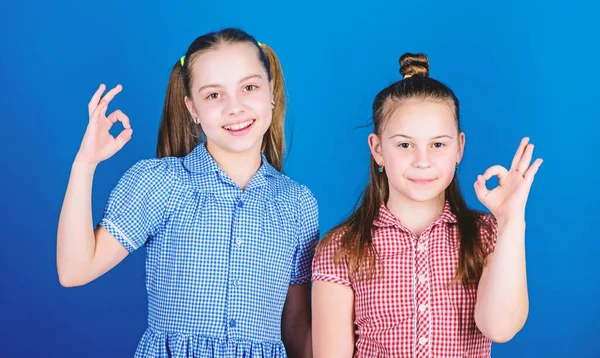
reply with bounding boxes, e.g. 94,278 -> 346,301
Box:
73,152 -> 99,172
495,213 -> 526,229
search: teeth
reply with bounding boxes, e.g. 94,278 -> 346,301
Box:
224,120 -> 253,131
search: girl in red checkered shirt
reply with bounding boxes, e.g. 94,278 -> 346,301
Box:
311,53 -> 543,358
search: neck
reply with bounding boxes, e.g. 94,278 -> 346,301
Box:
205,141 -> 262,190
386,191 -> 446,236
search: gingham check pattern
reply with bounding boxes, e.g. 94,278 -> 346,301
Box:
312,202 -> 497,358
100,144 -> 320,358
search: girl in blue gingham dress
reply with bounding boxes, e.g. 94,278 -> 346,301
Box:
57,28 -> 319,358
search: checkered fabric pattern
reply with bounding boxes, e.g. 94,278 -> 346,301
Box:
100,144 -> 320,358
312,202 -> 497,358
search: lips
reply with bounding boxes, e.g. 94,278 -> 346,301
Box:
223,119 -> 255,131
408,178 -> 436,184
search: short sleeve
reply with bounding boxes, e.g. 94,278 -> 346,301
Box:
479,213 -> 498,257
311,230 -> 351,287
289,186 -> 320,285
99,159 -> 176,253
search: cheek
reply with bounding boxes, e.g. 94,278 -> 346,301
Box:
435,152 -> 458,176
249,99 -> 273,130
195,103 -> 222,131
247,94 -> 271,117
383,149 -> 411,173
380,141 -> 399,160
379,144 -> 402,169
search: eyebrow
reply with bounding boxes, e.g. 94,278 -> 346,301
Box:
197,74 -> 263,93
389,134 -> 454,140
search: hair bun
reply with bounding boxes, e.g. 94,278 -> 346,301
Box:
399,53 -> 430,79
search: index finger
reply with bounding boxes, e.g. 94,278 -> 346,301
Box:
482,165 -> 509,180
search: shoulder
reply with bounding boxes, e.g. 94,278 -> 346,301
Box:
115,156 -> 185,193
267,172 -> 318,211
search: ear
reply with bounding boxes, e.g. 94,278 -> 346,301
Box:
184,96 -> 199,123
457,132 -> 466,164
368,133 -> 384,166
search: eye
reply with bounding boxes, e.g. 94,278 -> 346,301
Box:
398,142 -> 412,149
206,92 -> 221,100
432,142 -> 445,148
243,84 -> 258,92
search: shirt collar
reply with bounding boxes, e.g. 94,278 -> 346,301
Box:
182,144 -> 280,184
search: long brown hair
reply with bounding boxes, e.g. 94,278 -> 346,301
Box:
156,28 -> 287,171
316,53 -> 495,286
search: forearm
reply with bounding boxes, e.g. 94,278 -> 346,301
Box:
283,317 -> 312,358
475,215 -> 529,342
312,281 -> 354,358
282,283 -> 313,358
56,156 -> 98,285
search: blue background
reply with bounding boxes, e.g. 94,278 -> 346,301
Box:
1,1 -> 598,357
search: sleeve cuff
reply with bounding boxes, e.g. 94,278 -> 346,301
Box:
99,218 -> 139,253
311,272 -> 351,287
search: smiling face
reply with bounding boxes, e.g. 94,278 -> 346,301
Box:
369,98 -> 465,204
184,41 -> 274,157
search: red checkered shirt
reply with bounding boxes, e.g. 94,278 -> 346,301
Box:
312,201 -> 498,358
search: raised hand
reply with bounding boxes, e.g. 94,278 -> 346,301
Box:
474,137 -> 543,219
76,84 -> 132,165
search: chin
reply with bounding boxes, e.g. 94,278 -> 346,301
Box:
224,143 -> 262,155
394,184 -> 446,204
405,193 -> 443,203
219,137 -> 263,154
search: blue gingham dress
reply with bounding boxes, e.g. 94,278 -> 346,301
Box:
99,144 -> 320,357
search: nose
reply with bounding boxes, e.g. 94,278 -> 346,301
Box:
412,147 -> 431,169
225,93 -> 245,116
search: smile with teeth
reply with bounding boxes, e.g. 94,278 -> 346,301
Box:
223,119 -> 255,131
